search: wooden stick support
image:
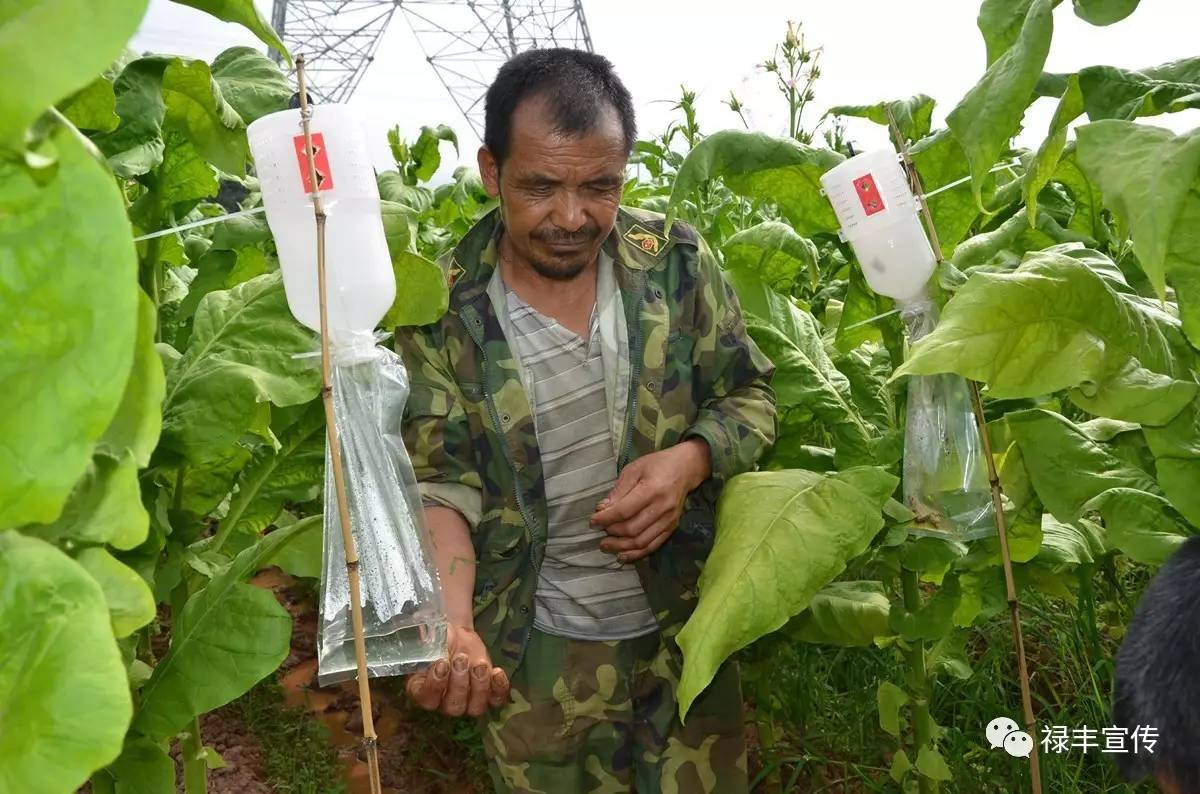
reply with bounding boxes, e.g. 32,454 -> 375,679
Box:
885,109 -> 1043,793
295,55 -> 383,794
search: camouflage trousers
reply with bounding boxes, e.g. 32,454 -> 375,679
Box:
479,628 -> 747,794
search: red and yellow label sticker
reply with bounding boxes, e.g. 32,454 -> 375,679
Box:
293,133 -> 335,192
854,173 -> 885,216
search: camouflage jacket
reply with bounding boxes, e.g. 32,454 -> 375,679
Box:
394,206 -> 777,676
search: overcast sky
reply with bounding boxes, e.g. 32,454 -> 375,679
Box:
134,0 -> 1200,178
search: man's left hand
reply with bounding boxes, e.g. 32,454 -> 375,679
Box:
592,438 -> 711,563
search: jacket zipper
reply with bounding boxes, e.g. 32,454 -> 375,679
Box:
461,309 -> 540,662
461,312 -> 538,542
619,271 -> 647,470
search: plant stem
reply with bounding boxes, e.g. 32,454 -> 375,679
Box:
1077,564 -> 1100,659
173,464 -> 186,516
755,713 -> 784,793
182,716 -> 208,794
901,569 -> 935,794
140,234 -> 161,298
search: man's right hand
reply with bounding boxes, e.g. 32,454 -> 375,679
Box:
405,624 -> 510,717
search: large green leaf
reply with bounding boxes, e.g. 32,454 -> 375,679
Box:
210,210 -> 272,251
1087,488 -> 1195,564
162,133 -> 220,208
94,57 -> 170,177
0,130 -> 138,528
1079,58 -> 1200,121
378,172 -> 434,212
909,130 -> 983,255
1155,458 -> 1200,528
1053,147 -> 1107,242
104,738 -> 176,794
676,466 -> 897,718
381,200 -> 420,256
1037,514 -> 1106,568
58,77 -> 120,133
264,514 -> 325,579
790,581 -> 892,647
977,0 -> 1040,65
748,322 -> 880,467
834,266 -> 897,353
0,533 -> 131,793
175,250 -> 236,334
834,343 -> 898,442
1072,0 -> 1140,24
161,58 -> 248,175
666,130 -> 844,236
26,453 -> 148,551
950,206 -> 1094,272
0,0 -> 148,152
895,250 -> 1197,425
1024,75 -> 1084,222
877,681 -> 909,737
948,0 -> 1053,208
728,268 -> 880,466
1144,401 -> 1200,527
76,547 -> 156,638
384,252 -> 450,328
176,441 -> 255,521
220,403 -> 325,537
170,0 -> 290,62
408,124 -> 459,183
211,46 -> 292,125
134,520 -> 317,740
97,292 -> 165,467
129,135 -> 218,236
916,747 -> 953,782
1007,409 -> 1158,521
96,55 -> 247,177
826,95 -> 935,142
161,272 -> 322,463
889,576 -> 962,642
1076,122 -> 1200,346
721,221 -> 819,293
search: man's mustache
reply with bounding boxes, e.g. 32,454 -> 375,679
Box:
533,226 -> 600,244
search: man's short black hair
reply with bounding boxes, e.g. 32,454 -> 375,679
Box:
483,48 -> 636,166
1114,537 -> 1200,793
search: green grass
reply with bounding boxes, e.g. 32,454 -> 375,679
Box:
233,680 -> 347,794
743,561 -> 1160,792
378,678 -> 494,791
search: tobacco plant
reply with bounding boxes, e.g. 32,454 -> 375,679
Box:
2,0 -> 1197,792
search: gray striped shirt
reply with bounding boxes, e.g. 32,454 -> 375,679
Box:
505,285 -> 658,641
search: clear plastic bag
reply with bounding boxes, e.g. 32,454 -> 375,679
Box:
318,335 -> 447,686
901,302 -> 994,541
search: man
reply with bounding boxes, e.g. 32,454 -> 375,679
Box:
1113,536 -> 1200,794
396,47 -> 776,794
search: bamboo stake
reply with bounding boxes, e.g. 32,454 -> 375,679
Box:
295,55 -> 383,794
885,109 -> 1043,793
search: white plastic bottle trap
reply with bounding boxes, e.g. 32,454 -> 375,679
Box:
248,104 -> 395,343
819,148 -> 937,307
821,147 -> 993,540
248,104 -> 448,684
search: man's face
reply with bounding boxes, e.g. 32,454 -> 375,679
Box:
478,94 -> 627,281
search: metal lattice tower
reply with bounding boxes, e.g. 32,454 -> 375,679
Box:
270,1 -> 594,136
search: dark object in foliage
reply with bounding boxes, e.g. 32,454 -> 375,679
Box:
216,179 -> 251,213
1113,537 -> 1200,794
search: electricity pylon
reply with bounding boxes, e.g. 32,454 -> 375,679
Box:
269,1 -> 594,136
